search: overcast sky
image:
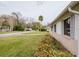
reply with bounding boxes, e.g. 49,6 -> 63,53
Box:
0,1 -> 70,25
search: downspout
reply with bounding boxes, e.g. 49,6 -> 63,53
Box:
68,7 -> 79,14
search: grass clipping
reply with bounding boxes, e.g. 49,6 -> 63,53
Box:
34,34 -> 73,57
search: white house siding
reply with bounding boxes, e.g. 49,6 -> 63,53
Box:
70,15 -> 75,39
75,14 -> 79,40
52,21 -> 62,35
51,32 -> 77,55
56,21 -> 62,35
74,14 -> 79,56
50,2 -> 79,56
51,15 -> 78,56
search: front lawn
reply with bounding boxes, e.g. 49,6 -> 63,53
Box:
0,31 -> 73,57
0,31 -> 47,57
23,31 -> 48,34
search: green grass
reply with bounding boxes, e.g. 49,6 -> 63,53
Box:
0,31 -> 73,57
23,31 -> 48,34
0,31 -> 48,57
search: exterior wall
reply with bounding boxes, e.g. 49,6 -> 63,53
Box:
70,15 -> 75,39
51,15 -> 78,56
56,15 -> 75,39
75,14 -> 79,39
52,15 -> 75,39
56,21 -> 62,35
50,32 -> 77,55
74,14 -> 79,56
50,3 -> 79,56
52,20 -> 63,35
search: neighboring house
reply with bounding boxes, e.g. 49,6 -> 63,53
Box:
49,2 -> 79,56
25,28 -> 32,31
0,15 -> 16,32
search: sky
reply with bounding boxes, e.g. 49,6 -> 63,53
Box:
0,1 -> 70,25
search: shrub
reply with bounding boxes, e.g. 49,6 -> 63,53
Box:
39,26 -> 47,31
33,34 -> 73,57
40,28 -> 47,31
13,25 -> 24,31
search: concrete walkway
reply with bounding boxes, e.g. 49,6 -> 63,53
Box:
0,31 -> 33,38
0,31 -> 45,38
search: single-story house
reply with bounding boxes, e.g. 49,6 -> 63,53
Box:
49,1 -> 79,56
0,15 -> 16,32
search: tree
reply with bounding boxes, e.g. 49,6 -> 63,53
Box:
13,23 -> 24,31
38,15 -> 43,22
12,12 -> 26,31
32,22 -> 41,30
11,12 -> 22,25
38,15 -> 43,31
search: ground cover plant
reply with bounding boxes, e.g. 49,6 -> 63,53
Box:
34,34 -> 74,57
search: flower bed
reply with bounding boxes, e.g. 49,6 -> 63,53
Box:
34,34 -> 74,57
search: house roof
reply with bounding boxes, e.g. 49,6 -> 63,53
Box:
50,1 -> 79,26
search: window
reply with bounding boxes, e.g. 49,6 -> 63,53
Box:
64,18 -> 70,36
54,24 -> 56,32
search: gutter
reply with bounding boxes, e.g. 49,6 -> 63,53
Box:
50,2 -> 78,26
68,7 -> 79,14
